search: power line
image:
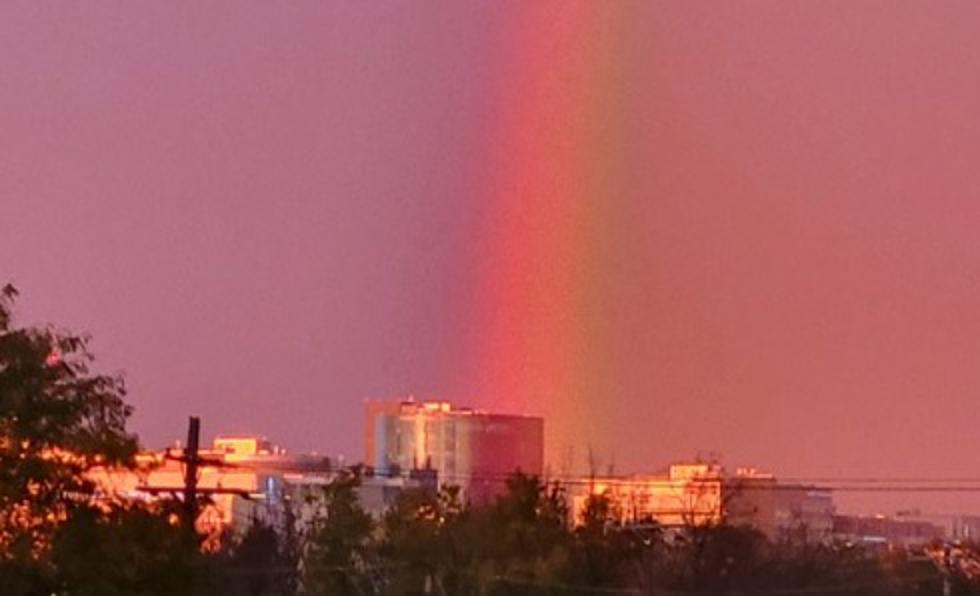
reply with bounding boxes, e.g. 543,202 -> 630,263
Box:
353,468 -> 980,493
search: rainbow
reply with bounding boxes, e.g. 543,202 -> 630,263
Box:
468,4 -> 636,470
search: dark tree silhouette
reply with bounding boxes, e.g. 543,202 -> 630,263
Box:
215,520 -> 298,596
0,285 -> 203,595
301,469 -> 376,596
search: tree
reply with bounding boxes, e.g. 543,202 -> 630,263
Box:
214,520 -> 299,596
301,469 -> 376,595
0,284 -> 139,584
0,285 -> 208,596
379,484 -> 475,595
478,473 -> 571,595
564,492 -> 652,590
49,499 -> 209,596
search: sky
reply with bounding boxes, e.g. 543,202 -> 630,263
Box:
3,2 -> 980,514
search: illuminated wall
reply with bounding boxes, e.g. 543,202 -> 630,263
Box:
89,436 -> 330,541
365,399 -> 544,502
572,464 -> 724,527
572,464 -> 836,540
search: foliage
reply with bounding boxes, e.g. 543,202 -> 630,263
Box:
301,468 -> 376,596
650,522 -> 771,594
379,484 -> 471,595
563,492 -> 653,590
0,284 -> 138,558
479,473 -> 571,594
48,500 -> 209,596
0,285 -> 201,595
213,520 -> 299,596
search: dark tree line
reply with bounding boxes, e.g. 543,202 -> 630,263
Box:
288,472 -> 957,596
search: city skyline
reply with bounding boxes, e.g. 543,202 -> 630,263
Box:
6,1 -> 980,519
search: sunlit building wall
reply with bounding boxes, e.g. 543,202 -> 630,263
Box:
365,398 -> 544,502
725,468 -> 835,541
571,463 -> 725,527
212,435 -> 273,457
571,464 -> 836,540
88,435 -> 332,542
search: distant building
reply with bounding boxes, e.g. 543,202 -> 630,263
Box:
953,515 -> 980,542
365,398 -> 544,502
90,435 -> 333,543
92,432 -> 438,546
212,435 -> 273,456
726,468 -> 835,542
833,514 -> 945,547
357,467 -> 438,516
278,466 -> 438,528
570,463 -> 725,528
570,464 -> 835,541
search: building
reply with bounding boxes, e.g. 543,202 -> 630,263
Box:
726,468 -> 834,542
570,464 -> 835,541
90,435 -> 333,542
281,466 -> 439,525
365,398 -> 544,503
91,428 -> 444,550
570,463 -> 725,527
953,515 -> 980,542
833,514 -> 945,547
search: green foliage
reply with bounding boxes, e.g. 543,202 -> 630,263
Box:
49,501 -> 209,596
0,285 -> 138,557
379,485 -> 475,595
0,285 -> 202,595
658,523 -> 771,594
213,520 -> 299,596
301,469 -> 376,596
302,472 -> 601,595
479,473 -> 571,593
563,492 -> 651,590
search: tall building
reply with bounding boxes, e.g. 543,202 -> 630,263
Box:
365,398 -> 544,502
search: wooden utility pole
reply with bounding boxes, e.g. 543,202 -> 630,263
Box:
181,416 -> 202,532
138,416 -> 251,537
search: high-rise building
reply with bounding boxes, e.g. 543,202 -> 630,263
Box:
365,398 -> 544,502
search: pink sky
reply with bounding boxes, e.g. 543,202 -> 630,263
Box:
3,2 -> 980,514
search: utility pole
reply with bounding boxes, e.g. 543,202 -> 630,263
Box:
138,416 -> 251,538
181,416 -> 202,532
943,545 -> 952,596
